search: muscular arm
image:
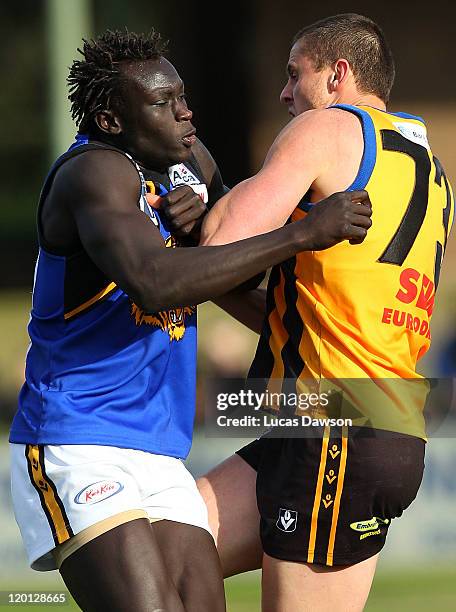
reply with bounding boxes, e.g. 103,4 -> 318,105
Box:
201,108 -> 363,245
192,139 -> 267,331
48,148 -> 370,313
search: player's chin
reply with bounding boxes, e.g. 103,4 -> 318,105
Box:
171,143 -> 194,163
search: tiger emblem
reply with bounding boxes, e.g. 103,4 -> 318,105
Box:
131,303 -> 195,341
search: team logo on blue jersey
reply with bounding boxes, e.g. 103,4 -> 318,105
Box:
131,303 -> 195,341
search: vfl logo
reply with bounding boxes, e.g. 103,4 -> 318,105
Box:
131,235 -> 195,340
75,481 -> 124,505
276,508 -> 297,533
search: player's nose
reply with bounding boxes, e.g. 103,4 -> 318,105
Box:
280,81 -> 293,105
176,100 -> 193,122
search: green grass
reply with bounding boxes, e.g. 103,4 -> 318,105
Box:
365,568 -> 456,612
2,568 -> 455,611
225,568 -> 456,611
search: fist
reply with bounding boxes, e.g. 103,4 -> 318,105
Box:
146,185 -> 207,240
303,190 -> 373,251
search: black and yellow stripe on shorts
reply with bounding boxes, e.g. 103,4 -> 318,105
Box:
307,425 -> 349,566
25,445 -> 74,546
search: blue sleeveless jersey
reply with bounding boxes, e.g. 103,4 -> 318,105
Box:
9,136 -> 205,459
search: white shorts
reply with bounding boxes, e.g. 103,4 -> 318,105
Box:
10,443 -> 210,571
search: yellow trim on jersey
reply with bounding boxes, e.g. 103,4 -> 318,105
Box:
307,425 -> 330,563
26,445 -> 72,544
145,180 -> 156,195
64,282 -> 117,320
269,270 -> 288,381
326,426 -> 349,565
267,270 -> 288,403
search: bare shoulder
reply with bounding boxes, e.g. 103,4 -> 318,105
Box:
323,107 -> 364,138
277,107 -> 361,145
261,108 -> 357,174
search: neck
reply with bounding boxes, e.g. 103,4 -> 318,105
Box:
334,92 -> 386,111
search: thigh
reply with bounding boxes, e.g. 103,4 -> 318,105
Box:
152,519 -> 226,612
197,452 -> 262,578
60,517 -> 185,612
262,552 -> 379,612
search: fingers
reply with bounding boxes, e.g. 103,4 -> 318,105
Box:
348,213 -> 372,229
169,204 -> 206,231
347,191 -> 372,243
165,195 -> 203,218
326,191 -> 372,216
347,225 -> 368,244
165,198 -> 206,228
349,189 -> 372,207
179,220 -> 198,236
352,201 -> 372,216
345,204 -> 372,244
153,185 -> 207,238
165,185 -> 194,205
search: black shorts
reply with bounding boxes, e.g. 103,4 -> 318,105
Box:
236,427 -> 425,566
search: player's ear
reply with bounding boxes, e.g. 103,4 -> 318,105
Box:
330,59 -> 350,91
95,110 -> 122,135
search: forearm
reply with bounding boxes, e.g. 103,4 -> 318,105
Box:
213,288 -> 267,334
136,223 -> 305,312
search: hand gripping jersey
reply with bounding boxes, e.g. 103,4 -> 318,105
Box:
249,106 -> 454,438
10,135 -> 208,458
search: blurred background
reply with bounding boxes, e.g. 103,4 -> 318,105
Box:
0,1 -> 455,610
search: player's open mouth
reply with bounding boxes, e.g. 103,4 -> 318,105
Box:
182,130 -> 196,147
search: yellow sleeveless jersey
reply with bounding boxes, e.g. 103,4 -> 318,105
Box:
248,105 -> 454,438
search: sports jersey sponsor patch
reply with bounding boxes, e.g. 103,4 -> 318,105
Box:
393,122 -> 430,150
168,163 -> 208,203
74,481 -> 124,505
276,508 -> 298,532
350,517 -> 389,540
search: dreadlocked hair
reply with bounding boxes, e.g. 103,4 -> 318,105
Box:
68,29 -> 167,132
